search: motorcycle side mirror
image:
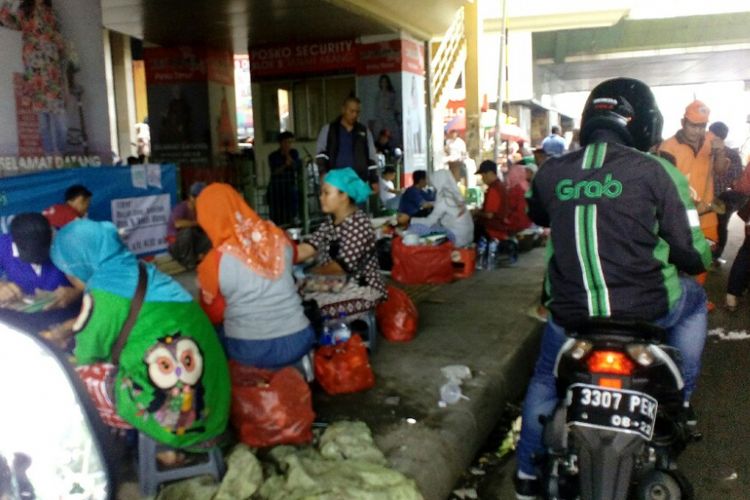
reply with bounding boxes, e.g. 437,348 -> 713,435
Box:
0,322 -> 116,499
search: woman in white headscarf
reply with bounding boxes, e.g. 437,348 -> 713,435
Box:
408,169 -> 474,247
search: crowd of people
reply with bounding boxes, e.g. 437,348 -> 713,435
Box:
1,84 -> 749,485
0,164 -> 389,464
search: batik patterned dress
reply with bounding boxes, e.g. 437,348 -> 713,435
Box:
306,210 -> 387,318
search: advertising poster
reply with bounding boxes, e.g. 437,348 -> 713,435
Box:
400,40 -> 427,173
357,40 -> 403,154
144,46 -> 212,166
357,38 -> 427,173
0,164 -> 177,255
0,0 -> 112,176
207,49 -> 238,162
234,55 -> 253,139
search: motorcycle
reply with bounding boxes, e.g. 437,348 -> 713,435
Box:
0,321 -> 115,499
541,319 -> 698,500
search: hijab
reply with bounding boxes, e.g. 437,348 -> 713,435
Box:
432,169 -> 466,211
50,219 -> 192,303
324,167 -> 371,204
196,183 -> 289,302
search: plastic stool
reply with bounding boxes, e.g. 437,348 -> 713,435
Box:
138,432 -> 225,496
293,350 -> 315,383
452,248 -> 476,279
349,310 -> 378,353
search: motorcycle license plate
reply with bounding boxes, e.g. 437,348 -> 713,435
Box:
566,384 -> 657,441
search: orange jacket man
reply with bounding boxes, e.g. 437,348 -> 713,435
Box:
658,100 -> 728,244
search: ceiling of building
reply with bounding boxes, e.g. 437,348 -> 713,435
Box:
101,0 -> 465,52
536,47 -> 750,94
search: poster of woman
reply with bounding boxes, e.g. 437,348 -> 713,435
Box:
0,0 -> 111,173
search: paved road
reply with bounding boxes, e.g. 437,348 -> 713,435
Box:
482,215 -> 750,499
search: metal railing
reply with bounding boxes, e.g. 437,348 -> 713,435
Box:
431,6 -> 466,109
263,155 -> 404,235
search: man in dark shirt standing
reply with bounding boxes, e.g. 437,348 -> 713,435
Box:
267,131 -> 302,226
316,96 -> 377,181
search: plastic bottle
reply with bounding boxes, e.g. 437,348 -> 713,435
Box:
319,316 -> 335,346
476,237 -> 488,270
439,381 -> 463,405
330,313 -> 351,344
487,239 -> 499,270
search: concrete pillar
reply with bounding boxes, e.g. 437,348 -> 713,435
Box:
463,0 -> 482,163
110,31 -> 137,160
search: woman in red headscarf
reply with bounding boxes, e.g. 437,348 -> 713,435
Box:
196,183 -> 314,368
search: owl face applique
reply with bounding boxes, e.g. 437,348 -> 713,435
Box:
144,334 -> 205,435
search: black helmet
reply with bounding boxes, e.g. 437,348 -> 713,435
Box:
580,78 -> 663,152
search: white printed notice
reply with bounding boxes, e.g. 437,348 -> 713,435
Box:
111,194 -> 171,254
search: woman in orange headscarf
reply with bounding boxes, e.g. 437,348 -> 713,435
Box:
196,183 -> 313,368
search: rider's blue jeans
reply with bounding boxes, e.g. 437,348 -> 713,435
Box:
516,277 -> 707,476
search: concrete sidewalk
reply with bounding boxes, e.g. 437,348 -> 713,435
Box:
311,249 -> 546,500
164,248 -> 546,500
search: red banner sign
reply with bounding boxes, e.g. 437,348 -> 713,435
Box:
249,40 -> 356,79
357,39 -> 425,76
144,47 -> 208,84
401,39 -> 425,76
356,40 -> 402,75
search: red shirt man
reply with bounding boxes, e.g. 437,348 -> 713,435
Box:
475,160 -> 509,240
43,185 -> 92,229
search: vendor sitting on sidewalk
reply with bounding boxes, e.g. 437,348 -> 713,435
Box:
378,166 -> 401,211
167,182 -> 212,270
408,169 -> 474,248
195,183 -> 314,369
397,170 -> 435,225
43,184 -> 92,229
296,168 -> 387,319
473,160 -> 510,241
0,213 -> 82,338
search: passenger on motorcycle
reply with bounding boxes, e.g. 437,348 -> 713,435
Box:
514,78 -> 712,499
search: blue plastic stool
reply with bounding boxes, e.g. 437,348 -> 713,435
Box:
349,310 -> 378,353
137,432 -> 225,496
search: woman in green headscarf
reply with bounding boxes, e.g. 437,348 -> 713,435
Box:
297,167 -> 386,319
50,219 -> 230,451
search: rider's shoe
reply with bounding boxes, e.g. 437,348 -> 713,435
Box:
514,473 -> 540,500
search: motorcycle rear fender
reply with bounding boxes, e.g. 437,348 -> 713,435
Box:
571,426 -> 645,500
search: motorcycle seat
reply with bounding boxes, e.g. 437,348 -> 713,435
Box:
567,318 -> 667,343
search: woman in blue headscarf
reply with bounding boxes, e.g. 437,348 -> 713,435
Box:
50,219 -> 230,453
296,167 -> 387,319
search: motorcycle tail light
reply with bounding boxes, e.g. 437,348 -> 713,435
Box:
587,350 -> 635,376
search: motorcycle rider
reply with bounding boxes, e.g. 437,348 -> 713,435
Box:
514,78 -> 711,499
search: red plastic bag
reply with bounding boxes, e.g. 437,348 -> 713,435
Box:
229,363 -> 314,448
376,286 -> 418,342
314,335 -> 375,395
391,237 -> 455,285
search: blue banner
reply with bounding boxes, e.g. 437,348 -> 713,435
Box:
0,165 -> 177,255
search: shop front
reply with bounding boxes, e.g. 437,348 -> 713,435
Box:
248,35 -> 429,222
